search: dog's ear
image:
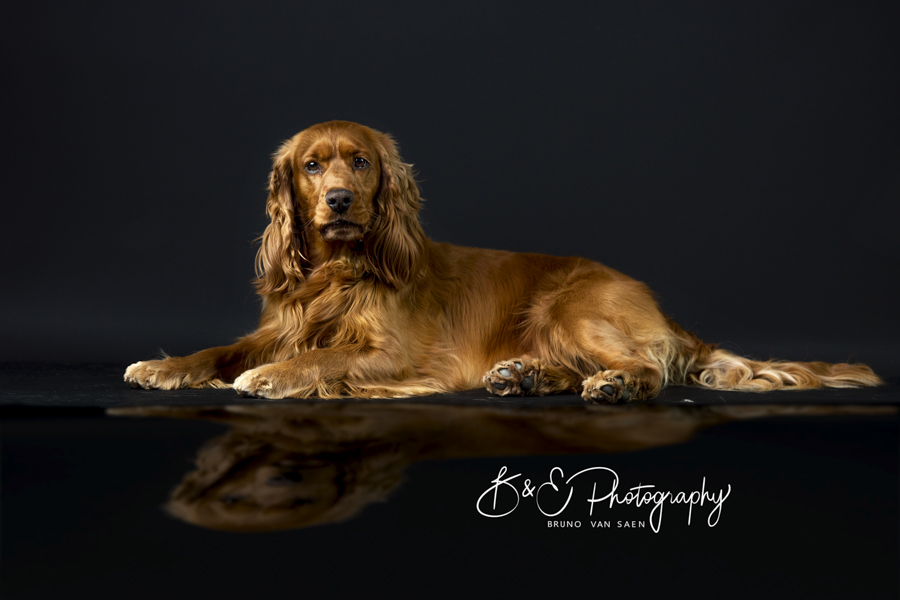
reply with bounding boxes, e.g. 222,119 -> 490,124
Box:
255,138 -> 308,296
365,133 -> 427,288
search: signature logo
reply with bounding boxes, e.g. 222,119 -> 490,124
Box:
476,466 -> 731,532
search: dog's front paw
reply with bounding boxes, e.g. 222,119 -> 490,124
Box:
581,370 -> 639,404
233,368 -> 279,399
124,358 -> 224,390
484,358 -> 541,396
233,363 -> 341,399
124,360 -> 183,390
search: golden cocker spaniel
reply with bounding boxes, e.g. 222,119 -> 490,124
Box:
124,121 -> 881,402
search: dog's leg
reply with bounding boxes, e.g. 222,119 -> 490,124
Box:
483,358 -> 582,396
518,270 -> 681,404
124,343 -> 253,390
581,359 -> 665,404
232,347 -> 404,399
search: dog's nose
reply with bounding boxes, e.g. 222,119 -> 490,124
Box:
325,188 -> 354,214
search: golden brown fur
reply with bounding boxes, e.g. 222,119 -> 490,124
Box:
124,121 -> 882,402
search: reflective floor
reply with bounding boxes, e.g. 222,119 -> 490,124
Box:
2,394 -> 898,599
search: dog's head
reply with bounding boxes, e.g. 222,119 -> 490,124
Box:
164,431 -> 408,533
256,121 -> 426,294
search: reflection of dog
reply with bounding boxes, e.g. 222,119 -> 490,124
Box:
124,121 -> 881,401
113,403 -> 894,532
165,429 -> 408,532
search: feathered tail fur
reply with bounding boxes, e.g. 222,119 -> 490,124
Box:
667,322 -> 882,392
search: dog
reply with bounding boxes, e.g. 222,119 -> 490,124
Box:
124,121 -> 881,402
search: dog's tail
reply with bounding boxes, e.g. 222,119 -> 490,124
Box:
667,320 -> 882,392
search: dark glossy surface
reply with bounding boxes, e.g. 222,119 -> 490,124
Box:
2,399 -> 897,599
2,362 -> 899,408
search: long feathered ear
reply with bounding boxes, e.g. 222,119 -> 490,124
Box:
255,139 -> 308,296
365,133 -> 427,288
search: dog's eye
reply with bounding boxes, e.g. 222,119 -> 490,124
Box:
353,157 -> 370,170
266,472 -> 304,486
305,161 -> 321,174
219,494 -> 246,505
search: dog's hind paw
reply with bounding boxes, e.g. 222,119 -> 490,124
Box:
581,370 -> 638,404
484,358 -> 541,396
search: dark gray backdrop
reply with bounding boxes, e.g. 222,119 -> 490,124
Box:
3,1 -> 899,364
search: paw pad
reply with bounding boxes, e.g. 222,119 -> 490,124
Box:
582,372 -> 635,404
521,373 -> 535,391
484,358 -> 540,396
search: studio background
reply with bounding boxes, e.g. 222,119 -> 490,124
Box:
3,1 -> 899,368
2,5 -> 898,599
